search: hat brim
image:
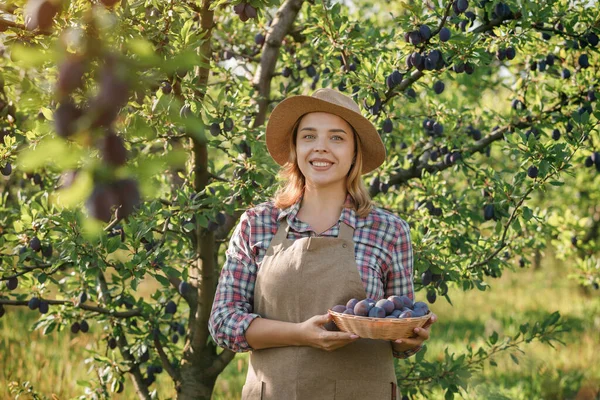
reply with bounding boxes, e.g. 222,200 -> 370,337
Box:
265,95 -> 386,175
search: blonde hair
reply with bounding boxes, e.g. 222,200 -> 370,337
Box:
272,115 -> 374,218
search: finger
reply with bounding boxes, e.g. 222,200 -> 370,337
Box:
413,327 -> 430,340
395,337 -> 424,347
422,313 -> 437,329
327,331 -> 359,340
316,314 -> 332,325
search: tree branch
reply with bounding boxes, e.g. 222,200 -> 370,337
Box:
153,334 -> 182,382
252,0 -> 306,128
97,272 -> 151,400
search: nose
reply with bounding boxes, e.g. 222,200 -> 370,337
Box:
313,136 -> 330,153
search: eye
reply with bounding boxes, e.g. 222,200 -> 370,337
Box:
302,134 -> 315,139
331,135 -> 344,141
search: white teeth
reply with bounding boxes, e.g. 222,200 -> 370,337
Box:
312,162 -> 332,167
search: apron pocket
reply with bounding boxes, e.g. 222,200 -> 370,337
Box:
334,379 -> 395,400
241,380 -> 264,400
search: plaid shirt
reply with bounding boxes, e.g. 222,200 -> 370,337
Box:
209,193 -> 422,359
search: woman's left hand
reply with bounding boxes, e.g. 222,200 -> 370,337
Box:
392,313 -> 437,351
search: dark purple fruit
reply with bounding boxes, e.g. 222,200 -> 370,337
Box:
108,337 -> 117,349
178,281 -> 190,295
578,54 -> 589,68
7,276 -> 18,290
419,25 -> 432,41
527,165 -> 539,178
210,122 -> 221,137
57,57 -> 86,96
342,308 -> 354,315
426,289 -> 437,304
585,32 -> 599,47
331,304 -> 346,313
71,322 -> 81,333
25,0 -> 59,31
375,299 -> 394,315
382,118 -> 393,133
28,297 -> 41,310
244,3 -> 257,19
421,269 -> 433,286
86,184 -> 118,222
353,299 -> 373,316
112,178 -> 141,220
0,162 -> 11,176
439,27 -> 451,42
346,298 -> 359,309
54,100 -> 83,138
79,291 -> 88,304
80,319 -> 89,332
398,310 -> 413,319
408,31 -> 421,46
561,68 -> 571,79
254,33 -> 265,46
39,301 -> 49,314
29,237 -> 42,252
433,80 -> 445,94
100,130 -> 127,167
161,81 -> 172,94
101,0 -> 121,6
165,300 -> 177,314
483,204 -> 495,221
585,156 -> 594,167
456,0 -> 469,13
368,306 -> 386,318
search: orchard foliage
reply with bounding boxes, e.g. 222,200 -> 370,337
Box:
0,0 -> 598,398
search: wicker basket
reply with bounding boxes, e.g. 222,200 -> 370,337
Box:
328,309 -> 431,340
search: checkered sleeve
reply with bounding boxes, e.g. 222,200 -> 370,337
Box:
387,217 -> 423,359
385,218 -> 415,301
208,210 -> 262,353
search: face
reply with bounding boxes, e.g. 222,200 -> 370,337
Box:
295,112 -> 356,191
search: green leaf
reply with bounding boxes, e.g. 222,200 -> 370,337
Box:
542,311 -> 560,329
106,236 -> 121,254
445,388 -> 455,400
43,322 -> 57,335
489,359 -> 497,367
154,274 -> 170,287
10,44 -> 56,67
510,353 -> 519,365
549,181 -> 564,186
522,206 -> 533,221
489,331 -> 498,345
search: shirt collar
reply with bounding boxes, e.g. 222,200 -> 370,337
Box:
277,192 -> 357,230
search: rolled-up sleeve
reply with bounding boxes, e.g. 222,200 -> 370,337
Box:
387,218 -> 423,359
208,210 -> 262,353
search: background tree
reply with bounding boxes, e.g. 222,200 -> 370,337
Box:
0,0 -> 598,398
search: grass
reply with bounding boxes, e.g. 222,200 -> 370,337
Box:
1,250 -> 599,399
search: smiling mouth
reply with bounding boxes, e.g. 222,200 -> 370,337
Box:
310,161 -> 333,167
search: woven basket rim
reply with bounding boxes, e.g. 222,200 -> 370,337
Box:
328,308 -> 431,323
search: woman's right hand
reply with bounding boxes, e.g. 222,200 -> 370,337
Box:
297,314 -> 360,351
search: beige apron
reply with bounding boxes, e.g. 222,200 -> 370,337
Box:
242,219 -> 399,400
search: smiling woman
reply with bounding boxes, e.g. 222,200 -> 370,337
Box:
208,88 -> 437,400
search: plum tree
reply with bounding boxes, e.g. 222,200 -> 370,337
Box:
0,0 -> 594,398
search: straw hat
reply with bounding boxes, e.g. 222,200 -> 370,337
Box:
265,88 -> 386,175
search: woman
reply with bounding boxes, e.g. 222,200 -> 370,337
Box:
209,88 -> 437,399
